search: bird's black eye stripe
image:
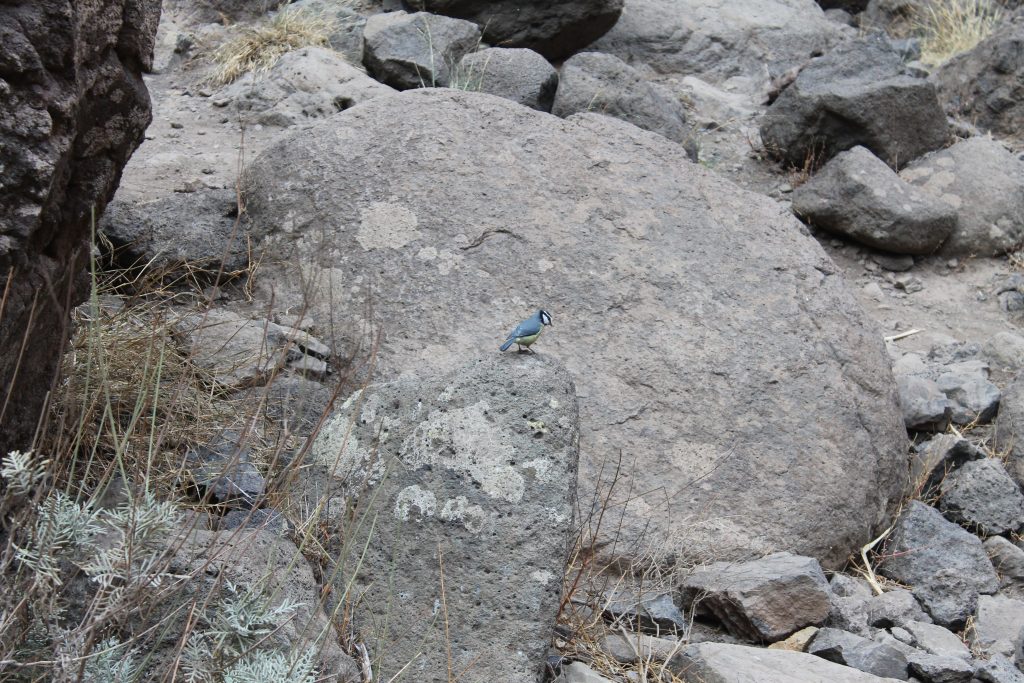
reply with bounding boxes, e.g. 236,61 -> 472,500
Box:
540,310 -> 552,325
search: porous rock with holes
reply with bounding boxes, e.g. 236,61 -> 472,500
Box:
294,354 -> 579,683
219,46 -> 396,127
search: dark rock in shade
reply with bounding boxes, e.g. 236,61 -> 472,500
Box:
807,627 -> 910,679
907,653 -> 974,683
818,0 -> 870,10
908,434 -> 986,499
971,595 -> 1024,659
296,355 -> 579,683
912,568 -> 979,631
454,47 -> 558,112
404,0 -> 624,61
932,11 -> 1024,142
996,372 -> 1024,489
220,508 -> 289,535
0,0 -> 160,456
974,654 -> 1024,683
601,590 -> 688,635
761,35 -> 949,168
589,0 -> 844,97
668,642 -> 910,682
866,589 -> 932,628
900,137 -> 1024,258
552,52 -> 696,156
897,375 -> 953,431
235,375 -> 337,436
99,189 -> 248,284
185,432 -> 266,508
878,502 -> 999,595
939,459 -> 1024,536
362,11 -> 481,90
984,536 -> 1024,592
790,146 -> 956,255
679,553 -> 831,642
241,88 -> 909,570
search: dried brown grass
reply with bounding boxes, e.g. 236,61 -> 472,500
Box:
915,0 -> 1003,66
206,6 -> 338,86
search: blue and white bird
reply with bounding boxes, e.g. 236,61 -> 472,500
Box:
500,309 -> 553,353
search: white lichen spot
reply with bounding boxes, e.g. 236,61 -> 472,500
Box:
401,401 -> 526,503
522,458 -> 556,484
311,413 -> 386,488
435,249 -> 461,276
526,419 -> 547,434
548,398 -> 561,409
417,246 -> 437,261
536,259 -> 555,273
531,569 -> 555,585
356,201 -> 421,250
439,496 -> 487,533
394,485 -> 436,521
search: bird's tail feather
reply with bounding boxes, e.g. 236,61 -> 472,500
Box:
500,339 -> 514,351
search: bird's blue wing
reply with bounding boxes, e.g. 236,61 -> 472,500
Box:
510,318 -> 541,339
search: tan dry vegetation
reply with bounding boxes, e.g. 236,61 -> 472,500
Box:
915,0 -> 1003,66
206,6 -> 339,86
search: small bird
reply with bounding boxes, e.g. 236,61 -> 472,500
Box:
500,309 -> 553,353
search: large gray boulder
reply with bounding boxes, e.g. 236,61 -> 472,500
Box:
899,137 -> 1024,257
0,0 -> 160,456
362,11 -> 481,90
791,146 -> 957,255
296,355 -> 579,683
241,88 -> 908,569
933,11 -> 1024,142
404,0 -> 624,60
761,36 -> 949,167
454,47 -> 558,112
221,47 -> 395,127
590,0 -> 844,95
552,52 -> 695,153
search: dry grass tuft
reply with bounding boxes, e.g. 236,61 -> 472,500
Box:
915,0 -> 1003,66
207,6 -> 337,86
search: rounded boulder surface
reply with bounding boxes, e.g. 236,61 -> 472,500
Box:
241,88 -> 908,569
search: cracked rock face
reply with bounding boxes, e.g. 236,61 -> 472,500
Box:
0,0 -> 160,455
243,88 -> 907,569
295,355 -> 579,683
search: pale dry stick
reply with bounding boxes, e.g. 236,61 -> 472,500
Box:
355,642 -> 373,682
860,521 -> 897,595
884,329 -> 921,343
